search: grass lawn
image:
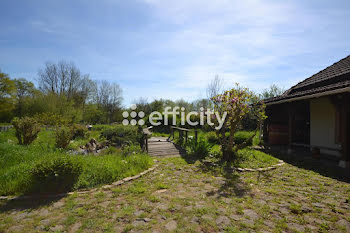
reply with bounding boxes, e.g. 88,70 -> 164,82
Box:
0,129 -> 153,196
234,148 -> 280,168
0,155 -> 349,232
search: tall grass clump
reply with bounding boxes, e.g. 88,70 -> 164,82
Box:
186,138 -> 211,159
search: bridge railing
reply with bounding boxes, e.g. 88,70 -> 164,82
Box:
142,126 -> 153,152
168,126 -> 198,144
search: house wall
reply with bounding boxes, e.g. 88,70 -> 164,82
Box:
310,97 -> 341,157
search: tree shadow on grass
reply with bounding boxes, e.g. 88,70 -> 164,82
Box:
197,158 -> 253,198
176,143 -> 253,198
0,195 -> 66,213
260,147 -> 350,183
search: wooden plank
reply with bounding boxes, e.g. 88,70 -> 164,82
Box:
147,136 -> 185,157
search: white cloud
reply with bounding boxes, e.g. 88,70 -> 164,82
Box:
138,0 -> 350,96
137,0 -> 300,90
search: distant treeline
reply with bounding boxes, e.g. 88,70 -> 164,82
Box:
0,61 -> 122,124
0,61 -> 284,127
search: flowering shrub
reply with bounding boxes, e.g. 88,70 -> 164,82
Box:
211,84 -> 266,161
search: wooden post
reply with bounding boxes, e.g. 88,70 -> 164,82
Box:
179,130 -> 183,144
145,136 -> 148,153
195,130 -> 198,145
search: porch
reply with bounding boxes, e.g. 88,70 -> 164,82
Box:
263,93 -> 350,168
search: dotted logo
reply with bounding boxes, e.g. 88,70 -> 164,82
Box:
122,104 -> 145,126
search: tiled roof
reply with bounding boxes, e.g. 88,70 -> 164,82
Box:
265,55 -> 350,104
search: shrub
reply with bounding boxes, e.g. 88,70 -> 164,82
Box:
100,125 -> 142,147
206,131 -> 219,144
101,146 -> 121,155
55,126 -> 73,149
122,144 -> 143,156
186,138 -> 211,159
35,112 -> 69,126
11,117 -> 41,145
209,144 -> 222,158
72,124 -> 88,139
29,156 -> 82,193
234,131 -> 254,147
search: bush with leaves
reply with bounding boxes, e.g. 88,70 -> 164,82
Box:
100,125 -> 142,147
122,144 -> 143,156
11,117 -> 41,145
35,112 -> 69,126
29,156 -> 82,194
55,126 -> 73,149
206,131 -> 219,144
186,138 -> 211,159
234,131 -> 254,146
72,124 -> 88,139
209,144 -> 222,158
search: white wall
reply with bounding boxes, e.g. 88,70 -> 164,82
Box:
310,97 -> 341,157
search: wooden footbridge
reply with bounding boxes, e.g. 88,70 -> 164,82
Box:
142,126 -> 197,157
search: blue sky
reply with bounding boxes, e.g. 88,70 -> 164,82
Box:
1,0 -> 350,106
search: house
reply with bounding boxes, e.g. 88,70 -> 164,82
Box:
263,55 -> 350,168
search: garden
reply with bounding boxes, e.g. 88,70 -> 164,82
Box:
1,69 -> 349,232
0,118 -> 153,196
0,83 -> 281,197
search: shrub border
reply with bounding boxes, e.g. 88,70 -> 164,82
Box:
0,163 -> 158,201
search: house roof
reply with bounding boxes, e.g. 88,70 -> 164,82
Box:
265,55 -> 350,105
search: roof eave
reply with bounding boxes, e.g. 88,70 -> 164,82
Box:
265,86 -> 350,106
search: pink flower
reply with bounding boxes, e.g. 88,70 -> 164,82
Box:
231,97 -> 238,103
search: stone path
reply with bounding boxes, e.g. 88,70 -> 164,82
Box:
0,156 -> 350,232
147,137 -> 185,157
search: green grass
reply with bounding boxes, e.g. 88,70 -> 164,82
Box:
0,128 -> 100,150
151,132 -> 170,137
233,148 -> 279,169
0,129 -> 153,196
0,156 -> 349,232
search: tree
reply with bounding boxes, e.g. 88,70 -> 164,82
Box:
207,75 -> 224,100
38,61 -> 92,104
211,84 -> 266,161
133,97 -> 151,115
13,78 -> 37,117
193,98 -> 211,111
94,80 -> 123,123
0,70 -> 16,121
261,84 -> 285,99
